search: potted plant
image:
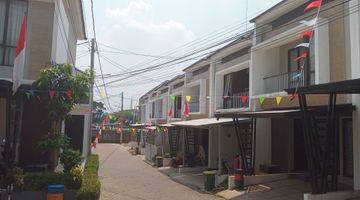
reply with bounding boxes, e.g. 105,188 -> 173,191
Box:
162,153 -> 172,167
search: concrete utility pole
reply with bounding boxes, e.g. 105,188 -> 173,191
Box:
121,92 -> 124,111
89,38 -> 96,153
130,96 -> 133,110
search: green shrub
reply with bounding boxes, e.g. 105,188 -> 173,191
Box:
60,148 -> 82,172
23,171 -> 81,191
76,154 -> 100,200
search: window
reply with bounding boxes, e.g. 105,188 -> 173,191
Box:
223,69 -> 249,109
174,95 -> 182,118
288,47 -> 315,85
0,0 -> 27,66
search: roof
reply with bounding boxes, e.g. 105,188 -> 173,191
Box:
216,104 -> 355,119
216,109 -> 301,119
250,0 -> 287,22
170,118 -> 243,128
286,79 -> 360,95
183,30 -> 253,72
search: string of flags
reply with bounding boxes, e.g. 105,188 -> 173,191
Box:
257,0 -> 323,107
22,88 -> 73,101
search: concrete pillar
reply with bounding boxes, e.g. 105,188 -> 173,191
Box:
218,125 -> 222,174
255,119 -> 271,171
314,18 -> 330,84
209,61 -> 216,117
349,0 -> 360,190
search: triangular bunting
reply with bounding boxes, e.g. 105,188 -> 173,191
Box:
300,31 -> 314,38
66,90 -> 73,100
300,18 -> 317,27
240,96 -> 248,104
275,96 -> 283,105
290,93 -> 299,101
170,95 -> 176,101
296,43 -> 310,48
168,106 -> 173,117
259,97 -> 265,106
49,90 -> 56,100
304,0 -> 323,13
183,102 -> 190,117
294,52 -> 308,62
185,96 -> 191,103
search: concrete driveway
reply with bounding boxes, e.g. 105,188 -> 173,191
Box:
95,143 -> 222,200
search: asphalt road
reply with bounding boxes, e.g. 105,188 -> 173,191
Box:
96,143 -> 222,200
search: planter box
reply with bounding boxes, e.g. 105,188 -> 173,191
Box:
163,158 -> 171,167
11,189 -> 77,200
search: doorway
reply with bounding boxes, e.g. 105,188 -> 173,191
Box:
65,115 -> 85,152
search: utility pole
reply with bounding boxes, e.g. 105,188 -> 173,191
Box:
121,92 -> 124,111
89,38 -> 96,153
130,96 -> 133,110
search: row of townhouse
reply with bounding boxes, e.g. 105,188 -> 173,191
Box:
0,0 -> 90,170
138,0 -> 360,197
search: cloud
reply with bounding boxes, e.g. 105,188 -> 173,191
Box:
105,1 -> 195,42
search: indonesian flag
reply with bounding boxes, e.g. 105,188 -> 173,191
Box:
12,15 -> 27,93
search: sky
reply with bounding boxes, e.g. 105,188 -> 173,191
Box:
76,0 -> 282,112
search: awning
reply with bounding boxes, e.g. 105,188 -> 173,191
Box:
159,124 -> 175,128
286,78 -> 360,94
170,118 -> 244,128
216,109 -> 301,119
145,126 -> 156,131
130,123 -> 145,128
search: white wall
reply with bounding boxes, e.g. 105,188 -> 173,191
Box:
51,0 -> 77,65
349,0 -> 360,190
314,19 -> 330,84
250,47 -> 280,100
255,119 -> 272,171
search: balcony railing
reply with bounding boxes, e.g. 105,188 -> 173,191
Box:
221,91 -> 249,110
189,101 -> 200,113
263,70 -> 305,94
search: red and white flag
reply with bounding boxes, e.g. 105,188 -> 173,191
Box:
12,15 -> 27,92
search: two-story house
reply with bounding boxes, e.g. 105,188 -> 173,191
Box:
0,0 -> 88,168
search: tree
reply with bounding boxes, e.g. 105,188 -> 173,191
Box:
35,64 -> 92,170
92,101 -> 106,125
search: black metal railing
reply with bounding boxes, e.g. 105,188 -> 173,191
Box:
263,70 -> 305,94
222,91 -> 249,109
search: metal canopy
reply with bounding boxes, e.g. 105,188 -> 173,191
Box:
286,78 -> 360,94
171,118 -> 237,128
216,109 -> 301,119
286,78 -> 360,194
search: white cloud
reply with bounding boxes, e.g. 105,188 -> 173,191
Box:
104,1 -> 195,42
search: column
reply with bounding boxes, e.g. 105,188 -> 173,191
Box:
209,61 -> 216,118
349,0 -> 360,190
314,18 -> 330,84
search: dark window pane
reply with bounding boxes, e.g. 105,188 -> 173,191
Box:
4,47 -> 14,66
0,1 -> 6,44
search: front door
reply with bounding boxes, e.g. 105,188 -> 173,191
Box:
343,119 -> 353,177
294,119 -> 307,172
65,115 -> 85,152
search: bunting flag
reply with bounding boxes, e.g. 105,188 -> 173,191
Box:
292,71 -> 303,79
259,97 -> 265,106
241,96 -> 248,104
100,91 -> 106,98
49,90 -> 56,100
296,43 -> 310,48
170,95 -> 176,101
293,52 -> 308,62
304,0 -> 323,13
300,18 -> 316,27
168,106 -> 173,117
66,90 -> 73,100
290,93 -> 299,101
275,96 -> 283,105
183,102 -> 190,117
91,142 -> 97,149
164,127 -> 168,134
300,31 -> 314,38
185,96 -> 191,103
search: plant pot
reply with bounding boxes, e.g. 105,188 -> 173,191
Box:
163,157 -> 171,167
156,156 -> 163,167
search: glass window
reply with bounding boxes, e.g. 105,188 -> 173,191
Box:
0,0 -> 27,66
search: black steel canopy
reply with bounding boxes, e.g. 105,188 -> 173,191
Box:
286,78 -> 360,94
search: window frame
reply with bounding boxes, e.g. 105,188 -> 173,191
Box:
0,0 -> 28,66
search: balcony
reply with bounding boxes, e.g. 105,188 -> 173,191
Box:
219,91 -> 249,110
263,70 -> 305,94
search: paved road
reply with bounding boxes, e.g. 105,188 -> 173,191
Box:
96,143 -> 222,200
